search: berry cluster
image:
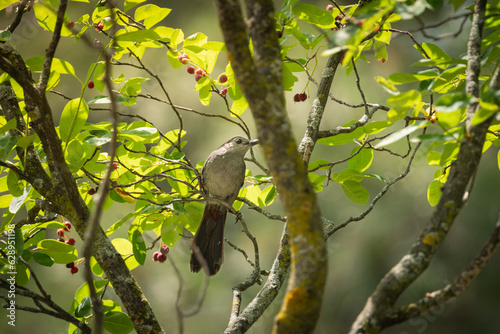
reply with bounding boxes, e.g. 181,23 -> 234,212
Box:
293,93 -> 308,102
88,186 -> 99,195
58,221 -> 78,274
179,52 -> 229,96
66,261 -> 79,274
56,221 -> 75,245
152,245 -> 169,263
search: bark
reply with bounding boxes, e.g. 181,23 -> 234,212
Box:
213,0 -> 327,333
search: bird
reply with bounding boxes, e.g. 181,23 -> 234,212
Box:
190,136 -> 259,276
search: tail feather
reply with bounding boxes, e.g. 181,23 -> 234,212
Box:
190,204 -> 226,276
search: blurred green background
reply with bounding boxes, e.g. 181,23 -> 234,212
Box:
1,0 -> 499,333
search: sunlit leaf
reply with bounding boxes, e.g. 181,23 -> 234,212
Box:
103,311 -> 134,334
341,180 -> 369,205
37,239 -> 78,264
427,180 -> 442,206
60,98 -> 89,143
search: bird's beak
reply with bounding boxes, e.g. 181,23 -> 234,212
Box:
249,139 -> 259,146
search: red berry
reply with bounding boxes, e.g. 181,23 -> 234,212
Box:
63,221 -> 71,231
276,30 -> 283,38
293,93 -> 301,102
88,81 -> 95,89
71,266 -> 79,274
220,87 -> 228,96
68,21 -> 75,29
160,245 -> 169,255
111,162 -> 118,170
57,228 -> 65,237
66,262 -> 75,268
181,58 -> 188,65
152,251 -> 160,262
194,74 -> 203,81
326,4 -> 334,11
187,66 -> 195,74
57,237 -> 65,242
300,93 -> 307,101
97,21 -> 104,30
66,238 -> 76,246
88,188 -> 96,195
195,69 -> 204,75
219,74 -> 228,83
157,253 -> 167,263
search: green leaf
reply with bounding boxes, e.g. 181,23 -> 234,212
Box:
116,29 -> 160,42
434,93 -> 472,112
411,133 -> 456,143
0,132 -> 19,161
387,90 -> 421,109
7,169 -> 24,197
317,123 -> 365,146
25,57 -> 76,77
427,180 -> 442,206
0,118 -> 17,136
65,140 -> 90,173
292,3 -> 336,29
202,41 -> 226,51
341,180 -> 369,205
376,76 -> 399,95
387,71 -> 438,84
9,186 -> 30,214
498,149 -> 500,171
472,100 -> 499,126
130,229 -> 147,265
75,296 -> 92,317
259,185 -> 277,206
84,130 -> 112,146
33,2 -> 72,36
14,228 -> 24,261
37,239 -> 77,264
90,256 -> 104,277
283,62 -> 299,91
161,215 -> 183,246
103,311 -> 134,334
107,213 -> 134,236
334,168 -> 363,183
0,0 -> 19,11
111,238 -> 139,271
375,121 -> 428,148
134,4 -> 171,29
124,0 -> 146,12
32,252 -> 54,267
230,96 -> 249,116
414,43 -> 451,69
426,151 -> 441,167
60,98 -> 89,143
348,148 -> 374,172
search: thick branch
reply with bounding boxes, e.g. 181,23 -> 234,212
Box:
214,0 -> 327,333
350,1 -> 492,332
386,214 -> 500,324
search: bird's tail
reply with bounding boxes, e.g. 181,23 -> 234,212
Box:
190,203 -> 226,276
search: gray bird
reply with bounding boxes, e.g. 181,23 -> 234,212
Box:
190,136 -> 259,276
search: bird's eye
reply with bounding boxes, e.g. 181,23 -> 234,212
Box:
235,138 -> 243,144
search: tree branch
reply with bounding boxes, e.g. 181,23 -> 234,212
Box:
214,1 -> 327,333
386,213 -> 500,324
350,1 -> 493,332
39,0 -> 67,92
